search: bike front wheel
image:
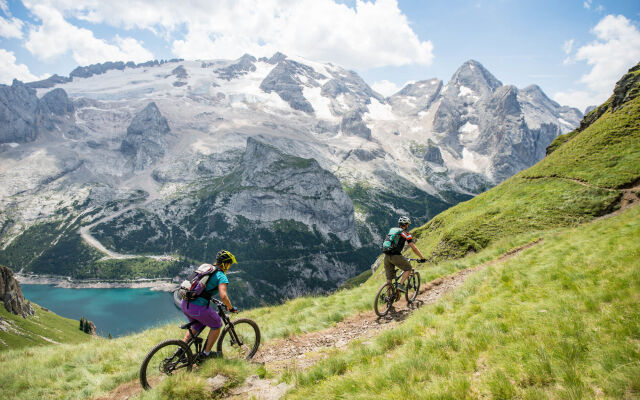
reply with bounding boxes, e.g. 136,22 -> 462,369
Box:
374,282 -> 396,317
140,339 -> 193,390
405,271 -> 421,303
216,318 -> 261,360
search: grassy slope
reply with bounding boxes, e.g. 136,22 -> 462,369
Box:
0,303 -> 90,350
0,232 -> 540,400
286,204 -> 640,399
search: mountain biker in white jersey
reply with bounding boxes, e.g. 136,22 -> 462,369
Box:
383,216 -> 426,291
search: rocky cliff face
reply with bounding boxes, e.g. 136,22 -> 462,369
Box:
0,265 -> 34,317
0,80 -> 74,144
120,102 -> 171,170
232,137 -> 358,243
0,80 -> 40,144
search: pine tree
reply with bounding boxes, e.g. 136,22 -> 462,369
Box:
108,333 -> 112,339
79,317 -> 85,331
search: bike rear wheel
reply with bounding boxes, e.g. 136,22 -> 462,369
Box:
374,282 -> 396,317
140,339 -> 193,390
216,318 -> 261,360
405,271 -> 421,303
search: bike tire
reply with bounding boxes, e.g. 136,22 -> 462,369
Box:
374,282 -> 395,317
216,318 -> 261,360
405,271 -> 421,303
140,339 -> 193,390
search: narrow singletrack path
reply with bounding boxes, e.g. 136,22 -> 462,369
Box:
94,239 -> 543,400
252,239 -> 543,372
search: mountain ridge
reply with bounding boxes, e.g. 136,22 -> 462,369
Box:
0,53 -> 583,307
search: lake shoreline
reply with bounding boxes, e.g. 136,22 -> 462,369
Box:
15,273 -> 178,292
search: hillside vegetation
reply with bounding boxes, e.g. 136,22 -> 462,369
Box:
0,65 -> 637,399
0,302 -> 90,350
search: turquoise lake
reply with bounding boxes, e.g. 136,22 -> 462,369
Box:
21,284 -> 185,337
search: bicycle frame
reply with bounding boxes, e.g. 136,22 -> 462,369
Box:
184,298 -> 244,351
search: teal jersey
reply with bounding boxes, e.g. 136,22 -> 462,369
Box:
189,270 -> 229,307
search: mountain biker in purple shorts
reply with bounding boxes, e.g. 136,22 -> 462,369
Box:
181,250 -> 238,358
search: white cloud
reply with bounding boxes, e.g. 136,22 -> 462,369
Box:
576,15 -> 640,93
23,2 -> 154,66
0,15 -> 23,38
553,90 -> 598,113
34,0 -> 434,69
0,0 -> 10,16
563,39 -> 574,54
555,14 -> 640,109
0,49 -> 47,84
583,1 -> 592,10
371,80 -> 401,97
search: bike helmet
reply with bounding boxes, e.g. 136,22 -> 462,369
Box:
216,250 -> 237,265
398,216 -> 411,226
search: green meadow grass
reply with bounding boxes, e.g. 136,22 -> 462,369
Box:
0,303 -> 90,350
0,231 -> 542,400
523,92 -> 640,188
285,205 -> 640,399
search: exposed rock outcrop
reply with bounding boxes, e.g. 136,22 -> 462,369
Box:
215,54 -> 257,80
0,265 -> 34,317
0,80 -> 40,143
228,137 -> 358,243
424,144 -> 444,165
0,81 -> 75,143
260,59 -> 325,113
120,102 -> 171,170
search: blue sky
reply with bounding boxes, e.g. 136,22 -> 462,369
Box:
1,0 -> 639,111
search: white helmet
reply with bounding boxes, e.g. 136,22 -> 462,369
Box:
398,216 -> 411,225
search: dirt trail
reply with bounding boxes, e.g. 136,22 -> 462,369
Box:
522,176 -> 640,218
253,239 -> 543,372
94,239 -> 543,400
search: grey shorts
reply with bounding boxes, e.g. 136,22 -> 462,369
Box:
383,254 -> 412,281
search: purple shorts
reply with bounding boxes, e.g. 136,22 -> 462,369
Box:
181,300 -> 223,332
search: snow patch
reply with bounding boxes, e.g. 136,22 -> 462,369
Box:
461,148 -> 490,173
458,86 -> 474,97
557,118 -> 573,126
303,86 -> 337,121
459,122 -> 480,144
364,99 -> 395,121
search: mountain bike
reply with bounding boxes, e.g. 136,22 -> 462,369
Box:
139,298 -> 260,390
373,259 -> 421,317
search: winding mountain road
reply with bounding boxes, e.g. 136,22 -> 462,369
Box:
79,204 -> 175,261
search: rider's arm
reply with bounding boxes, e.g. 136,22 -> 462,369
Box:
218,283 -> 233,310
409,242 -> 425,260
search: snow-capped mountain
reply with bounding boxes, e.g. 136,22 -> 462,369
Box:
0,54 -> 581,305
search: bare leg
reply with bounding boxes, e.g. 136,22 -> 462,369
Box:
182,328 -> 196,342
204,328 -> 221,352
400,270 -> 411,284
